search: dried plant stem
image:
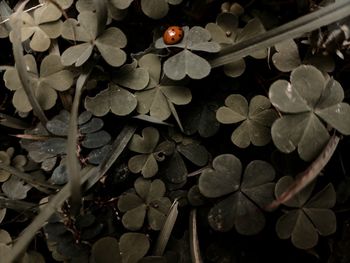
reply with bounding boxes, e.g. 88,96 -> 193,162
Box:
66,67 -> 93,216
189,209 -> 203,263
209,1 -> 350,68
267,134 -> 340,210
10,1 -> 48,127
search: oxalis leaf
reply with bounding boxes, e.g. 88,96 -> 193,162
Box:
206,14 -> 266,78
90,233 -> 150,263
118,177 -> 171,231
216,94 -> 277,148
275,176 -> 336,249
85,83 -> 137,116
269,64 -> 350,161
3,54 -> 74,113
61,11 -> 127,67
198,154 -> 275,235
155,26 -> 220,80
135,54 -> 192,122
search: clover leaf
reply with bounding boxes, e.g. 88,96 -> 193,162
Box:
112,59 -> 149,91
272,39 -> 335,72
161,130 -> 209,189
127,127 -> 173,178
275,176 -> 336,249
3,54 -> 74,113
155,26 -> 221,80
135,54 -> 192,121
85,82 -> 137,116
61,11 -> 127,67
181,100 -> 220,138
8,0 -> 72,52
0,147 -> 27,182
269,65 -> 350,161
216,95 -> 277,148
206,14 -> 266,77
199,154 -> 275,235
76,0 -> 127,22
91,233 -> 149,263
117,177 -> 172,231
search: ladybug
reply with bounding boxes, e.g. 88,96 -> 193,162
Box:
163,26 -> 184,45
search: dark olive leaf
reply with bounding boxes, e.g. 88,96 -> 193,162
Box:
187,185 -> 206,206
271,113 -> 330,161
208,191 -> 266,234
177,143 -> 208,166
182,101 -> 220,137
199,154 -> 241,198
272,39 -> 301,72
81,130 -> 111,149
223,59 -> 246,78
275,176 -> 337,249
85,83 -> 137,116
0,229 -> 11,244
46,119 -> 68,136
148,198 -> 172,231
216,94 -> 248,124
2,176 -> 32,200
113,61 -> 149,91
91,237 -> 122,263
119,233 -> 150,263
128,154 -> 158,178
95,27 -> 127,67
51,162 -> 68,185
129,127 -> 159,154
78,111 -> 92,125
164,151 -> 187,184
141,0 -> 168,19
79,118 -> 104,134
87,144 -> 112,165
4,54 -> 74,112
122,205 -> 145,231
163,50 -> 211,80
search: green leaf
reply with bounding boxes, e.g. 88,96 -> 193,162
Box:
119,233 -> 150,263
84,83 -> 137,116
141,0 -> 168,19
199,154 -> 241,198
271,113 -> 330,161
216,94 -> 247,124
163,50 -> 211,80
95,27 -> 127,67
316,103 -> 350,135
272,39 -> 301,72
269,80 -> 311,113
122,204 -> 147,231
275,177 -> 337,249
113,61 -> 149,90
61,43 -> 94,67
128,154 -> 158,178
129,127 -> 159,154
91,237 -> 122,263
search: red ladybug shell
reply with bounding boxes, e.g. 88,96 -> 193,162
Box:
163,26 -> 184,45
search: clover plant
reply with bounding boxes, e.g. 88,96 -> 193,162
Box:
3,54 -> 74,113
275,176 -> 336,249
216,94 -> 277,148
118,177 -> 171,231
0,0 -> 350,262
269,65 -> 350,161
155,26 -> 221,80
199,154 -> 275,234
